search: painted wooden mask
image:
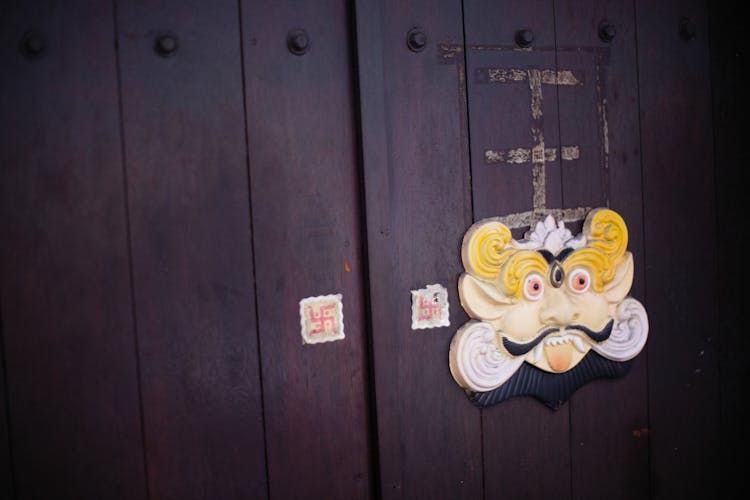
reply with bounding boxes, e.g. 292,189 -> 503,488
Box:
449,209 -> 648,409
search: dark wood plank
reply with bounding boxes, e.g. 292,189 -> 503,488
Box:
465,0 -> 564,222
115,1 -> 268,497
554,23 -> 606,213
708,3 -> 749,498
463,2 -> 570,498
0,315 -> 13,499
635,0 -> 720,497
0,2 -> 148,498
354,0 -> 482,498
241,1 -> 372,498
555,2 -> 650,498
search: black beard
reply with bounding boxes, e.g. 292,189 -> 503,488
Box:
468,351 -> 633,410
501,319 -> 614,357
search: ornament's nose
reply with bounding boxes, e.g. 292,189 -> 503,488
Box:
539,288 -> 575,326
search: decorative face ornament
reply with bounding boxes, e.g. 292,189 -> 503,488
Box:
449,209 -> 648,409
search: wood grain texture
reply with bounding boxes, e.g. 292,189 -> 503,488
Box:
0,2 -> 147,498
465,0 -> 563,222
0,2 -> 730,498
635,0 -> 720,497
355,0 -> 482,498
463,2 -> 570,498
115,1 -> 268,497
556,2 -> 650,498
241,1 -> 372,498
0,314 -> 13,500
708,3 -> 748,498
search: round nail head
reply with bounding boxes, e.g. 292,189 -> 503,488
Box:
288,30 -> 310,55
679,18 -> 696,40
155,33 -> 178,57
515,29 -> 534,48
21,31 -> 47,59
407,28 -> 427,52
599,23 -> 616,43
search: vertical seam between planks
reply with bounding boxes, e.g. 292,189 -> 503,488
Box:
552,0 -> 566,211
236,1 -> 271,498
479,410 -> 486,500
460,0 -> 477,222
631,0 -> 652,497
550,2 -> 574,499
458,1 -> 483,498
112,1 -> 152,497
349,0 -> 383,497
703,3 -> 725,495
0,309 -> 17,498
706,4 -> 725,491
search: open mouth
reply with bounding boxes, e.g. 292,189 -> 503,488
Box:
533,333 -> 587,372
532,333 -> 587,361
500,320 -> 615,371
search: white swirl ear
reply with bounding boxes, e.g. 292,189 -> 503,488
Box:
592,297 -> 649,361
449,321 -> 525,392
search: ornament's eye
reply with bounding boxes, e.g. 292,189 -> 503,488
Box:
568,269 -> 591,293
523,273 -> 545,301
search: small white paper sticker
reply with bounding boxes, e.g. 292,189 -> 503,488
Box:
411,284 -> 450,330
300,294 -> 345,344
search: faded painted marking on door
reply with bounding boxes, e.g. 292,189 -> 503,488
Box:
475,65 -> 590,227
485,146 -> 580,164
561,146 -> 580,160
439,44 -> 609,229
477,68 -> 583,86
492,207 -> 591,229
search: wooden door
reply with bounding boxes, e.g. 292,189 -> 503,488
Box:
0,0 -> 739,499
1,1 -> 371,499
0,3 -> 148,498
357,0 -> 723,499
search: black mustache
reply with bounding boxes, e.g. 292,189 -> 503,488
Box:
502,320 -> 614,357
